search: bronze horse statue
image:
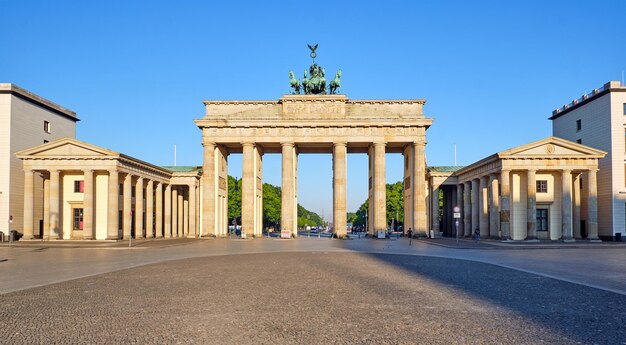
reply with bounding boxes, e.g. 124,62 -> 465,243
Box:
288,71 -> 301,94
329,69 -> 342,94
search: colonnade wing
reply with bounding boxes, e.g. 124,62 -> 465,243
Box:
16,138 -> 201,241
453,137 -> 606,241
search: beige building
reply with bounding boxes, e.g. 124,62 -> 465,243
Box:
16,138 -> 200,240
551,81 -> 626,239
429,137 -> 606,241
196,95 -> 433,238
0,84 -> 78,238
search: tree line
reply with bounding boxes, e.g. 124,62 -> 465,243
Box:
227,176 -> 405,230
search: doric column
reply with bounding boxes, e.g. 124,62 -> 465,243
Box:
178,187 -> 184,236
281,142 -> 295,237
202,142 -> 216,237
479,176 -> 489,238
22,169 -> 34,240
155,182 -> 163,238
107,170 -> 119,240
374,142 -> 387,234
456,183 -> 464,236
573,173 -> 581,239
333,142 -> 347,238
587,169 -> 599,240
527,169 -> 537,240
43,177 -> 50,239
413,142 -> 427,237
463,181 -> 471,236
49,169 -> 60,240
431,186 -> 440,233
172,186 -> 178,237
145,180 -> 154,238
123,174 -> 132,240
488,174 -> 500,238
183,188 -> 189,237
188,183 -> 197,238
562,169 -> 573,241
164,184 -> 172,238
500,169 -> 511,240
134,176 -> 143,238
242,142 -> 255,238
471,178 -> 479,234
83,169 -> 94,240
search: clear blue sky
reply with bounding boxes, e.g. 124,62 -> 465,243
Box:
2,1 -> 625,218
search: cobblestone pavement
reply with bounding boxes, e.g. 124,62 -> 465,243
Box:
1,252 -> 625,344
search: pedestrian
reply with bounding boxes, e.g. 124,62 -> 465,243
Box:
474,228 -> 480,241
407,228 -> 413,246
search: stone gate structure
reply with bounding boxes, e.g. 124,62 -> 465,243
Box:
196,95 -> 433,238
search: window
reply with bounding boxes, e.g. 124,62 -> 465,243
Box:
73,208 -> 83,230
43,140 -> 49,144
576,139 -> 582,144
536,180 -> 548,193
537,209 -> 548,232
576,119 -> 582,131
119,183 -> 123,196
74,180 -> 84,193
623,103 -> 626,115
44,121 -> 51,133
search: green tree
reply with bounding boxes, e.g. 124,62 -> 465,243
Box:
386,181 -> 404,226
227,176 -> 241,224
347,212 -> 357,224
262,183 -> 281,227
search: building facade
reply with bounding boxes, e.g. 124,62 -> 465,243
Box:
551,81 -> 626,239
16,138 -> 200,240
428,137 -> 606,241
0,84 -> 78,237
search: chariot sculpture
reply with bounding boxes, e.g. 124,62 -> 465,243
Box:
289,44 -> 342,95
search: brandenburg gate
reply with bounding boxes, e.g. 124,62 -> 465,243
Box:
196,94 -> 433,238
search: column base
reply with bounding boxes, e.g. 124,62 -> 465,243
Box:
562,238 -> 576,243
525,239 -> 540,243
588,238 -> 602,243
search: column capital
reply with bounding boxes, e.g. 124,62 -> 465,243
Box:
280,141 -> 295,148
562,168 -> 572,174
83,168 -> 93,173
202,140 -> 216,147
23,168 -> 33,174
333,141 -> 347,148
412,141 -> 425,148
527,168 -> 537,173
373,141 -> 386,147
241,141 -> 255,148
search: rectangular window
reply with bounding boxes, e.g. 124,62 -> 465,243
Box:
576,119 -> 582,131
44,121 -> 51,133
576,139 -> 582,144
537,209 -> 548,231
74,180 -> 84,193
119,183 -> 123,196
623,103 -> 626,115
536,180 -> 548,193
131,186 -> 136,197
73,208 -> 83,230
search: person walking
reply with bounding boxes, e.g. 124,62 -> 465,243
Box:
407,227 -> 413,246
474,228 -> 480,241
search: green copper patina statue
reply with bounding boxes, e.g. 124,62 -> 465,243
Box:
288,71 -> 301,94
288,44 -> 342,95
